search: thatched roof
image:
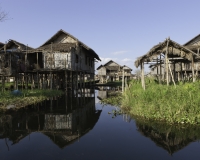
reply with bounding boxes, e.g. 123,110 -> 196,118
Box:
123,65 -> 132,71
97,60 -> 132,71
97,60 -> 121,70
104,60 -> 121,67
134,38 -> 199,68
183,34 -> 200,46
0,39 -> 33,52
185,45 -> 200,51
38,29 -> 100,61
37,43 -> 76,52
0,42 -> 4,48
105,66 -> 120,71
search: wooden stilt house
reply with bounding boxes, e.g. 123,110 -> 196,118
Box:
0,29 -> 101,90
135,38 -> 200,89
183,34 -> 200,77
0,40 -> 33,88
97,60 -> 132,83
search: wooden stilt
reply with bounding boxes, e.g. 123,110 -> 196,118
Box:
197,48 -> 199,79
160,55 -> 162,83
122,67 -> 124,92
165,39 -> 169,86
192,54 -> 195,82
141,62 -> 145,90
168,60 -> 176,87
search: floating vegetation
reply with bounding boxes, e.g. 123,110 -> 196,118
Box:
0,89 -> 64,110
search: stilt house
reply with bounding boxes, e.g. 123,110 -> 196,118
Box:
149,35 -> 200,82
135,38 -> 200,89
0,29 -> 101,90
97,60 -> 132,83
0,39 -> 33,81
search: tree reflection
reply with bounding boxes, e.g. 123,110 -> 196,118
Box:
135,120 -> 200,155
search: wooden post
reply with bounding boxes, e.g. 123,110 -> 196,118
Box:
50,43 -> 53,89
165,39 -> 169,86
181,62 -> 183,81
122,67 -> 124,92
36,52 -> 39,89
156,57 -> 158,81
141,62 -> 145,90
125,76 -> 127,91
160,55 -> 162,83
192,54 -> 195,82
65,70 -> 67,91
197,48 -> 199,79
173,61 -> 176,82
168,60 -> 176,87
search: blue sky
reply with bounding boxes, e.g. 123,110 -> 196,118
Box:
1,0 -> 200,73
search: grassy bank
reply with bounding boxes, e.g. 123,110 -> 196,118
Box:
0,89 -> 64,110
121,79 -> 200,125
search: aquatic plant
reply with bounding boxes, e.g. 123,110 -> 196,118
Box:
121,79 -> 200,125
0,89 -> 64,110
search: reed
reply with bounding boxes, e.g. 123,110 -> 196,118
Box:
121,79 -> 200,125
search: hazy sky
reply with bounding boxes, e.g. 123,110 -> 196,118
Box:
1,0 -> 200,72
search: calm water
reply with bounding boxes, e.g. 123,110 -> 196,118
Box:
0,89 -> 200,160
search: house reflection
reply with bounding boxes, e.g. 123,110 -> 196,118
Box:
0,91 -> 101,148
97,86 -> 121,100
135,121 -> 200,155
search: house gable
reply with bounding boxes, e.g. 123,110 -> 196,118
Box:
123,65 -> 132,71
184,34 -> 200,46
0,39 -> 33,51
40,30 -> 77,47
39,29 -> 100,61
104,60 -> 121,67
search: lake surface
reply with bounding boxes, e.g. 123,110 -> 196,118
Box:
0,89 -> 200,160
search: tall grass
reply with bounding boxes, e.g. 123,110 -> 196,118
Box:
121,79 -> 200,125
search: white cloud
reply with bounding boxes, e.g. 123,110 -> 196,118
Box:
112,50 -> 129,55
122,58 -> 134,62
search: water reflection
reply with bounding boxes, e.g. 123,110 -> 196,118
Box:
97,86 -> 121,100
135,120 -> 200,155
0,89 -> 102,149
